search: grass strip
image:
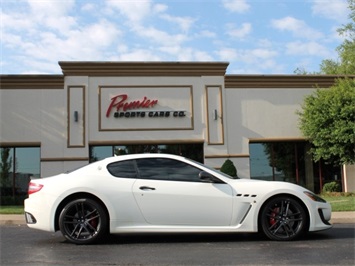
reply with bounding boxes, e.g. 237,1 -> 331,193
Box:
0,206 -> 24,214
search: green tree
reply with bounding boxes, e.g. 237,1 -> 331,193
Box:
295,0 -> 355,75
297,0 -> 355,165
298,78 -> 355,165
220,159 -> 238,178
319,0 -> 355,75
0,148 -> 12,188
262,143 -> 299,182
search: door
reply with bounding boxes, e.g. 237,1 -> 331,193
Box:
132,158 -> 233,226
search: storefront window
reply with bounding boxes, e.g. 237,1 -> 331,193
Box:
0,147 -> 40,205
89,146 -> 113,162
249,143 -> 273,181
90,143 -> 204,163
249,141 -> 341,193
250,142 -> 305,184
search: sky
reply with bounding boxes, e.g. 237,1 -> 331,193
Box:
1,0 -> 350,75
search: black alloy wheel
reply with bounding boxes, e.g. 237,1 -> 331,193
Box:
59,198 -> 108,244
260,196 -> 307,241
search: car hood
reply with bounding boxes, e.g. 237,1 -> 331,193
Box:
228,178 -> 309,195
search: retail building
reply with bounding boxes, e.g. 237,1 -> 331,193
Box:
0,62 -> 354,199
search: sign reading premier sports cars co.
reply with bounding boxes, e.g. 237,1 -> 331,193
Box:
99,86 -> 193,131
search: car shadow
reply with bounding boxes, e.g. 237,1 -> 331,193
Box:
57,224 -> 355,245
102,232 -> 262,245
96,225 -> 354,245
304,225 -> 355,241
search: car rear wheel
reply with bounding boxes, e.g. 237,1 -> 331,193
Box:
260,196 -> 307,241
59,198 -> 108,244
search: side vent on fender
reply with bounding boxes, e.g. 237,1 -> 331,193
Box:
236,194 -> 257,198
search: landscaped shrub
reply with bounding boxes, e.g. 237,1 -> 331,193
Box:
220,159 -> 238,178
323,181 -> 341,193
0,195 -> 26,206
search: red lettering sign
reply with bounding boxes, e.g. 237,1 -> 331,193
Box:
106,94 -> 158,117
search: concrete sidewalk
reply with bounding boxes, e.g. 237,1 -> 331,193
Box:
0,212 -> 354,226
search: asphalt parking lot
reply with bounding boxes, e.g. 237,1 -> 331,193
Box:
0,222 -> 354,266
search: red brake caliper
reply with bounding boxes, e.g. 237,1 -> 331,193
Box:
269,207 -> 279,226
90,216 -> 98,228
89,212 -> 98,229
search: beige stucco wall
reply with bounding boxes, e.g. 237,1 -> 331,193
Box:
343,165 -> 355,192
222,87 -> 315,179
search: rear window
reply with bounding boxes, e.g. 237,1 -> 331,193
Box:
107,160 -> 137,178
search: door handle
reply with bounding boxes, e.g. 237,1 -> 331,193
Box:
139,186 -> 156,191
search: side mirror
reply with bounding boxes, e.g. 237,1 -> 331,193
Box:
199,171 -> 224,183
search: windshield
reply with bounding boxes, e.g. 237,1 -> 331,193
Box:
185,158 -> 236,179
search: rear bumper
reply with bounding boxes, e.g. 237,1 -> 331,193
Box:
24,195 -> 57,232
24,212 -> 37,224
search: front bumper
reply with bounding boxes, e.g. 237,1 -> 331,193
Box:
318,208 -> 331,225
309,202 -> 332,231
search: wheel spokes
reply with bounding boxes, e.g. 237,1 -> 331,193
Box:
284,223 -> 296,236
64,202 -> 101,240
266,200 -> 303,238
69,223 -> 81,237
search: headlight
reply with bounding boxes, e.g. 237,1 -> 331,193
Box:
304,191 -> 326,203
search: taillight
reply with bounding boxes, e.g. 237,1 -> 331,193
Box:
28,182 -> 43,195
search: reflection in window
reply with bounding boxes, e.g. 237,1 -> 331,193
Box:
250,142 -> 305,184
89,143 -> 204,163
107,160 -> 137,178
0,147 -> 40,202
90,146 -> 113,162
249,144 -> 273,181
249,141 -> 341,193
136,158 -> 201,182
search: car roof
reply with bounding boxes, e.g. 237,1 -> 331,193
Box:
100,153 -> 187,164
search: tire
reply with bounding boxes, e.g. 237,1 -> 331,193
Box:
59,198 -> 108,244
260,196 -> 307,241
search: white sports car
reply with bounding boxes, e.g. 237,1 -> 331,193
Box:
24,153 -> 332,244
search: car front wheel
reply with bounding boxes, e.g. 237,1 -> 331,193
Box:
260,196 -> 307,241
59,198 -> 108,244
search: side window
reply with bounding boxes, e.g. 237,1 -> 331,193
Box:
107,160 -> 137,178
136,158 -> 202,182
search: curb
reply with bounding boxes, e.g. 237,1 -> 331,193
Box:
0,214 -> 26,226
329,211 -> 355,224
1,212 -> 354,226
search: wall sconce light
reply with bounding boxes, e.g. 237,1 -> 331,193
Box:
74,111 -> 79,122
213,109 -> 218,120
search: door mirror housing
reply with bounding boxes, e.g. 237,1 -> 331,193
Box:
199,171 -> 224,183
